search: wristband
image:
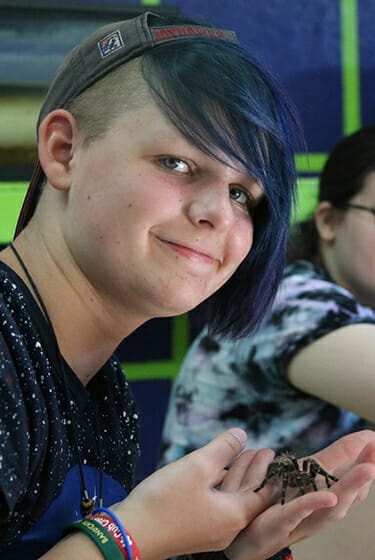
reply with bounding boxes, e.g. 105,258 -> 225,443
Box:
66,518 -> 124,560
266,547 -> 293,560
92,506 -> 141,560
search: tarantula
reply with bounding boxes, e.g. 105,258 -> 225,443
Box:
254,451 -> 339,505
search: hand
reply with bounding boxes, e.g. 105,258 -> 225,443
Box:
224,430 -> 375,560
111,429 -> 273,560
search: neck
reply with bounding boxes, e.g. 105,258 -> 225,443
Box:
1,232 -> 143,384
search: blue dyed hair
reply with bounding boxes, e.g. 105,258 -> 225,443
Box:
141,18 -> 302,338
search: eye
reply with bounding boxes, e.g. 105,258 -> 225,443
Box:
229,186 -> 255,215
159,156 -> 191,174
229,186 -> 248,205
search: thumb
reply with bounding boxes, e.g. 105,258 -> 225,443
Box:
356,441 -> 375,466
201,428 -> 248,469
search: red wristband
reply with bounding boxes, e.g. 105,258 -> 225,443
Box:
124,527 -> 141,560
266,548 -> 293,560
91,513 -> 140,560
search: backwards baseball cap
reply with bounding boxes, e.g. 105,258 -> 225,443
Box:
14,11 -> 237,237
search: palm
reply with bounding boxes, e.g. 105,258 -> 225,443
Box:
225,430 -> 375,560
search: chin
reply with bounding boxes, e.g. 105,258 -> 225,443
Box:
156,296 -> 208,318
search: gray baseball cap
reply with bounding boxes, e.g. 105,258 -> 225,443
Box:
15,11 -> 237,236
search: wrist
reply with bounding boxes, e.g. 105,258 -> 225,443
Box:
266,548 -> 293,560
110,503 -> 169,560
64,507 -> 141,560
91,507 -> 140,560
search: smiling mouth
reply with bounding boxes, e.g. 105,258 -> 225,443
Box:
157,237 -> 218,265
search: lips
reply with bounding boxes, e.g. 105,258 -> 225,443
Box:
156,236 -> 220,265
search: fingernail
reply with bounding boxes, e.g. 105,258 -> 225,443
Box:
230,428 -> 248,447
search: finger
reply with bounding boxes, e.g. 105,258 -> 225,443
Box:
241,448 -> 278,506
293,464 -> 375,537
239,490 -> 337,555
278,491 -> 337,536
332,463 -> 375,506
313,430 -> 375,470
355,440 -> 375,466
352,480 -> 373,505
220,449 -> 257,492
239,448 -> 275,491
265,491 -> 337,549
200,428 -> 248,471
333,446 -> 375,479
217,450 -> 276,521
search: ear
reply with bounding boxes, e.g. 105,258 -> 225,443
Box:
315,201 -> 340,242
37,109 -> 79,191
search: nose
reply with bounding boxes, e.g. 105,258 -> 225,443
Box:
187,183 -> 234,231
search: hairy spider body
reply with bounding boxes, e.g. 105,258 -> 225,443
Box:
254,451 -> 339,505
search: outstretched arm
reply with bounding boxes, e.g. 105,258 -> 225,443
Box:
288,324 -> 375,423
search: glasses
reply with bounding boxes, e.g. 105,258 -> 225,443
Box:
345,203 -> 375,220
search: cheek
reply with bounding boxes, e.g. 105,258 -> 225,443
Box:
227,221 -> 254,269
339,225 -> 366,257
352,232 -> 375,269
335,226 -> 375,279
237,220 -> 254,259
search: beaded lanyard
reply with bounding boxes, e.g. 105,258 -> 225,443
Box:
10,243 -> 103,517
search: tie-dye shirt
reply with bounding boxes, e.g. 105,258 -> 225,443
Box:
160,260 -> 375,465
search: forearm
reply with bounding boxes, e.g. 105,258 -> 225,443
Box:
40,532 -> 104,559
40,532 -> 293,560
287,324 -> 375,423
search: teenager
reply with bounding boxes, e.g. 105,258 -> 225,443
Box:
1,12 -> 375,560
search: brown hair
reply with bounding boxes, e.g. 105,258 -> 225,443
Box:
288,125 -> 375,263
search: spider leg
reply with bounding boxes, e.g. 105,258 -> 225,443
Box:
292,458 -> 300,470
281,474 -> 289,505
322,472 -> 339,488
311,468 -> 336,488
302,460 -> 317,491
297,472 -> 308,495
254,475 -> 272,493
309,460 -> 339,488
310,476 -> 318,491
323,468 -> 339,484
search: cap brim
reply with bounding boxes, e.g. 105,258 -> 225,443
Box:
14,161 -> 44,238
